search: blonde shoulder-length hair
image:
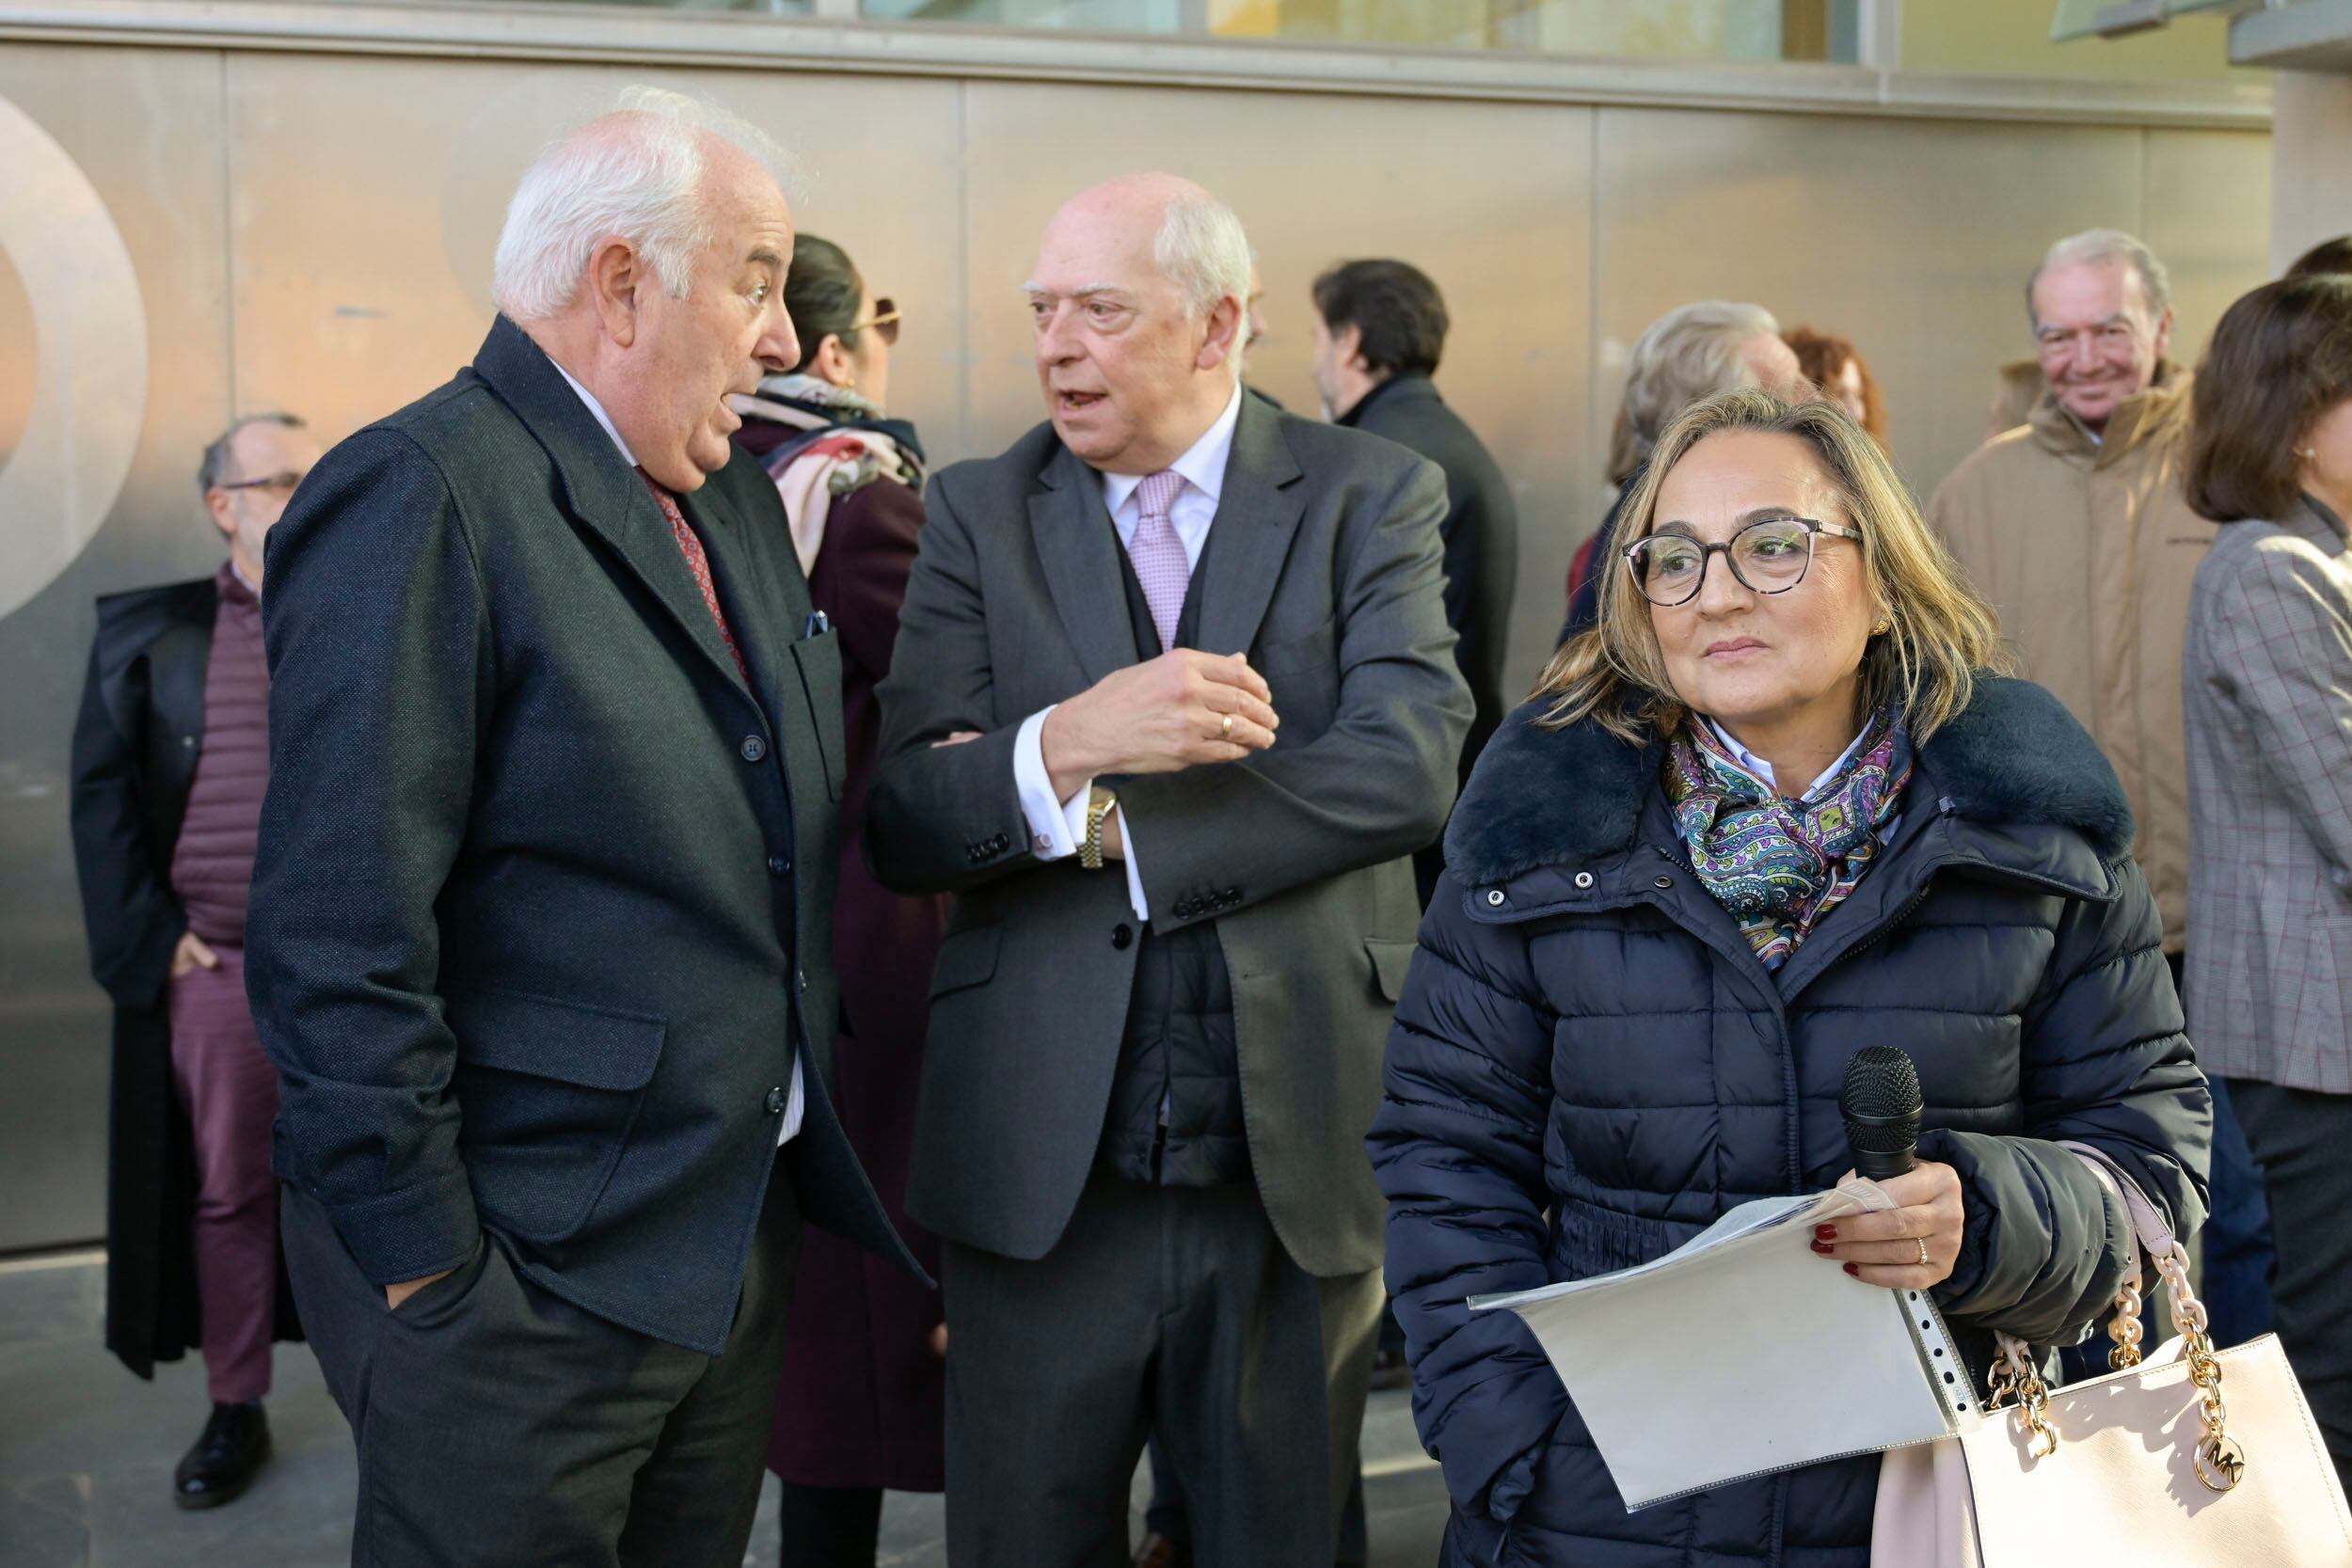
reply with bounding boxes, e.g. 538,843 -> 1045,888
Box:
1538,388 -> 2010,744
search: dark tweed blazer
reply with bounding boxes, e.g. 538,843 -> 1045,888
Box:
248,316 -> 914,1355
867,391 -> 1472,1277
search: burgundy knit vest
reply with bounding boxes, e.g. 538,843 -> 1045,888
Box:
169,562 -> 270,946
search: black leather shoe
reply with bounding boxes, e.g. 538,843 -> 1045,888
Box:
174,1402 -> 270,1510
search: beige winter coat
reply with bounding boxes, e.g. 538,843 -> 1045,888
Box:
1928,366 -> 2215,952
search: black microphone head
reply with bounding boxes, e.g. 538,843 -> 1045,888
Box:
1840,1046 -> 1923,1178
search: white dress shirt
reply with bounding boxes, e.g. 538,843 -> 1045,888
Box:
556,363 -> 805,1147
1705,717 -> 1903,840
1706,718 -> 1869,800
1012,382 -> 1245,922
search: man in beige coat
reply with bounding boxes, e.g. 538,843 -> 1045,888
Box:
1929,230 -> 2216,958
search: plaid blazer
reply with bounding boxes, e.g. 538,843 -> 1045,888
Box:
2183,496 -> 2352,1092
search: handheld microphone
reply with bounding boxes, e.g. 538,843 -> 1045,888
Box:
1840,1046 -> 1923,1181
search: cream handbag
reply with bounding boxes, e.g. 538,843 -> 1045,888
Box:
1872,1142 -> 2352,1566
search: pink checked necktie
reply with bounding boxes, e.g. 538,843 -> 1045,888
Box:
1126,468 -> 1191,654
637,467 -> 749,682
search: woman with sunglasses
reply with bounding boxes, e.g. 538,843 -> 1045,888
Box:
732,235 -> 945,1568
1369,388 -> 2210,1568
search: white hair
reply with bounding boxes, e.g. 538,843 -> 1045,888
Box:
490,86 -> 800,323
2026,228 -> 2172,329
1154,187 -> 1252,325
1609,300 -> 1783,483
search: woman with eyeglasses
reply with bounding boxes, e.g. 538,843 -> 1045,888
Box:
732,235 -> 945,1568
1369,388 -> 2210,1568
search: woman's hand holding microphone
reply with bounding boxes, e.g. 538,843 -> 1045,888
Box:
1811,1043 -> 1964,1290
1809,1160 -> 1964,1291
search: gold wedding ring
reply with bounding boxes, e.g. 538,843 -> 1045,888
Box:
1915,1237 -> 1931,1268
1220,712 -> 1235,739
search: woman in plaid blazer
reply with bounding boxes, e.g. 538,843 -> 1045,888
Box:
2182,272 -> 2352,1497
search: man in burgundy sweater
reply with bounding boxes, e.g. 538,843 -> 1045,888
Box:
70,411 -> 322,1509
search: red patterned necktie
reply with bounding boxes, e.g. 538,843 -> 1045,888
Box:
636,467 -> 748,681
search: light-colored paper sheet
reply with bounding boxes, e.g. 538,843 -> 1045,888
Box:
1470,1179 -> 1969,1511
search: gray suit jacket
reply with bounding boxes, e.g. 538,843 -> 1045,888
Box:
867,392 -> 1470,1277
2184,496 -> 2352,1094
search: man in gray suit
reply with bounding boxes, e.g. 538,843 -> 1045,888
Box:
868,173 -> 1469,1566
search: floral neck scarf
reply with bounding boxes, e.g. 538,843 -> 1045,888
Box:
1661,711 -> 1913,971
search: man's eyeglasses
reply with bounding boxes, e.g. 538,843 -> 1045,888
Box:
1623,516 -> 1863,608
849,298 -> 901,346
215,470 -> 308,500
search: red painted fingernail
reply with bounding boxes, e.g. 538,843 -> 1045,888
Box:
1843,1263 -> 1860,1276
1810,1241 -> 1836,1255
1814,1225 -> 1838,1241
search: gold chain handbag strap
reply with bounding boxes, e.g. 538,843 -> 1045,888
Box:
1983,1337 -> 2059,1458
2153,1242 -> 2249,1493
1979,1147 -> 2245,1493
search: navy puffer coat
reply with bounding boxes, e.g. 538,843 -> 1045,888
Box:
1369,677 -> 2210,1568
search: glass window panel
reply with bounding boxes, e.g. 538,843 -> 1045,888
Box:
865,0 -> 1184,27
335,0 -> 815,11
865,0 -> 1860,59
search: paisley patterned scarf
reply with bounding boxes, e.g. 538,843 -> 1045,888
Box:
1661,710 -> 1913,971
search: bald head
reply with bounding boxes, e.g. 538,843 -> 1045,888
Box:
1026,173 -> 1251,475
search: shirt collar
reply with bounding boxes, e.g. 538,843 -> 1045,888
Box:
552,358 -> 639,469
1101,380 -> 1244,515
1706,717 -> 1874,801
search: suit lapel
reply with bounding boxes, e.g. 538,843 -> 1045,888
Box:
1028,443 -> 1136,688
1195,391 -> 1305,657
469,315 -> 754,700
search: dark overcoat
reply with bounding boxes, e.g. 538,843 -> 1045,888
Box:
246,316 -> 917,1358
751,436 -> 950,1492
68,576 -> 301,1377
1369,676 -> 2212,1567
1339,374 -> 1518,788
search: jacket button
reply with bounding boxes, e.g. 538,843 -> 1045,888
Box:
181,736 -> 197,750
1654,875 -> 1674,889
764,1086 -> 786,1115
1486,889 -> 1506,906
796,969 -> 808,993
1111,924 -> 1133,949
739,735 -> 768,763
768,854 -> 790,876
1573,871 -> 1595,889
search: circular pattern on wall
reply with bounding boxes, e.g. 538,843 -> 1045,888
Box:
0,90 -> 147,621
0,244 -> 34,471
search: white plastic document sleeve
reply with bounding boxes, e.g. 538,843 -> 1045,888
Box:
1469,1178 -> 1974,1512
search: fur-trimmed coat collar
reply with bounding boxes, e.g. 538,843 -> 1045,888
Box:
1445,675 -> 2135,891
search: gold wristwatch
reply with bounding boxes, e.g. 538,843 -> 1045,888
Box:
1081,784 -> 1117,870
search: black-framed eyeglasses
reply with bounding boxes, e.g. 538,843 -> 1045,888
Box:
1623,516 -> 1863,608
848,297 -> 900,346
215,469 -> 307,500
